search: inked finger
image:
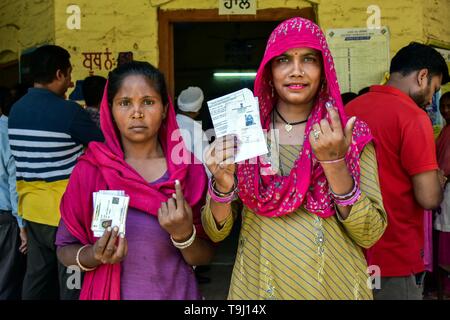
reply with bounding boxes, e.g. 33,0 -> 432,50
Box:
174,179 -> 185,209
326,105 -> 342,132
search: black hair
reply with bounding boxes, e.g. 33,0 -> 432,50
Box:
31,45 -> 71,84
358,87 -> 370,96
107,61 -> 168,107
390,42 -> 450,84
82,75 -> 107,107
341,92 -> 358,105
0,86 -> 13,116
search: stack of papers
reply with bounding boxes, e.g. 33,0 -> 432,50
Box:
91,190 -> 129,237
207,88 -> 268,162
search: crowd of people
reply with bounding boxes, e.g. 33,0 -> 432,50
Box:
0,17 -> 449,300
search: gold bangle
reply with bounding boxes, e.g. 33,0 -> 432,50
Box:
76,244 -> 97,272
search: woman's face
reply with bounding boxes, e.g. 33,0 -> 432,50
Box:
111,74 -> 167,145
271,47 -> 323,107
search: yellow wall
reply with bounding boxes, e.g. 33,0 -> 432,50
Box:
424,0 -> 450,48
317,0 -> 425,58
54,0 -> 158,84
0,0 -> 55,64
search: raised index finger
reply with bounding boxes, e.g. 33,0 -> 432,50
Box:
326,103 -> 342,132
174,179 -> 185,209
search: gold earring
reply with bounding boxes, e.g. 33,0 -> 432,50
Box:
269,81 -> 275,98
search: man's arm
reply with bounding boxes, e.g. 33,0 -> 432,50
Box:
411,170 -> 443,209
69,106 -> 104,145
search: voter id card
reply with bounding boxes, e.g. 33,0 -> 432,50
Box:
91,190 -> 129,238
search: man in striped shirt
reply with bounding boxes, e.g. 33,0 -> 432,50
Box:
8,45 -> 103,300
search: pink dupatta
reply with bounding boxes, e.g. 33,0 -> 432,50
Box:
237,17 -> 373,218
59,81 -> 207,300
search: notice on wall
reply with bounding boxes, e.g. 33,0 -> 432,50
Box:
219,0 -> 256,15
326,27 -> 390,94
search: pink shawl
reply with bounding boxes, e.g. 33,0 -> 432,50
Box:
236,17 -> 373,218
60,81 -> 207,300
437,125 -> 450,176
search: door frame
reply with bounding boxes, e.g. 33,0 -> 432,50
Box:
158,8 -> 315,97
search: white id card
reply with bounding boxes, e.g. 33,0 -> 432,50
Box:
91,190 -> 129,238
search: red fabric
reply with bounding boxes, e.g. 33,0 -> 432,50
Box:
346,85 -> 438,276
60,81 -> 207,300
236,17 -> 373,218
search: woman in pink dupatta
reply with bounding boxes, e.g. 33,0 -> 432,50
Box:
56,61 -> 214,300
435,92 -> 450,296
201,17 -> 387,300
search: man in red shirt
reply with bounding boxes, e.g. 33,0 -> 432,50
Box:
346,42 -> 449,300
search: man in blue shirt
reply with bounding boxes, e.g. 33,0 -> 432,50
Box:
8,45 -> 103,300
0,87 -> 26,299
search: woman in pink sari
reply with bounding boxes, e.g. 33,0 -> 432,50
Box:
56,61 -> 214,300
202,17 -> 387,299
435,91 -> 450,297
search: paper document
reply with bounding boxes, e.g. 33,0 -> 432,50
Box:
91,190 -> 129,238
207,88 -> 268,162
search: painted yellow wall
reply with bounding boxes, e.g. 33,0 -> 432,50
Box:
317,0 -> 425,58
54,0 -> 158,84
424,0 -> 450,48
0,0 -> 55,64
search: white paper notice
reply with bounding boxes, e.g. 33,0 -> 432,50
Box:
207,88 -> 268,162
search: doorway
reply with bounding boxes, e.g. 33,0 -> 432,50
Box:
173,21 -> 278,132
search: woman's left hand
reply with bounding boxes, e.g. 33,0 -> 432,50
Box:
309,105 -> 356,161
158,180 -> 194,243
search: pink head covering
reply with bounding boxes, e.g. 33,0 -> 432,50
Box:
236,17 -> 373,218
60,64 -> 207,300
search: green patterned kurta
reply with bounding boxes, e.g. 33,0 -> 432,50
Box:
202,143 -> 387,300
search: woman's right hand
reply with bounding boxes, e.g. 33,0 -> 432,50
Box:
93,226 -> 128,265
205,135 -> 238,193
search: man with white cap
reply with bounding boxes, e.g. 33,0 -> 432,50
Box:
176,86 -> 211,176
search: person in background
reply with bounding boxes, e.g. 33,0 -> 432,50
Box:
176,86 -> 211,176
341,92 -> 358,105
346,42 -> 449,300
7,45 -> 104,300
82,75 -> 107,128
0,87 -> 27,299
434,91 -> 450,298
56,61 -> 214,300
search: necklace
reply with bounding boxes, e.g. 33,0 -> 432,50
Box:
274,108 -> 308,133
271,110 -> 284,176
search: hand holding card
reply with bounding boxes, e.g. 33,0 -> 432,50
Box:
92,226 -> 128,265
